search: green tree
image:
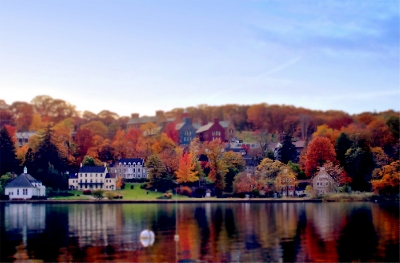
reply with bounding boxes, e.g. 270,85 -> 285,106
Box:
0,172 -> 13,194
0,126 -> 19,176
82,155 -> 96,166
277,134 -> 298,164
145,154 -> 175,192
345,139 -> 374,191
32,125 -> 67,189
335,133 -> 353,167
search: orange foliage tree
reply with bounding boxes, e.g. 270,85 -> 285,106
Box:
202,139 -> 228,191
233,172 -> 265,193
371,161 -> 400,195
175,152 -> 199,184
313,124 -> 340,146
304,136 -> 337,177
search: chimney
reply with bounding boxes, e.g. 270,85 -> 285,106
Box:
131,113 -> 139,119
213,117 -> 219,124
104,162 -> 107,167
155,110 -> 164,117
182,109 -> 190,119
80,163 -> 83,168
184,118 -> 191,125
201,120 -> 208,126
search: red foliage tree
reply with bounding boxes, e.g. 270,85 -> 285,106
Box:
304,136 -> 337,177
74,128 -> 94,163
164,122 -> 179,144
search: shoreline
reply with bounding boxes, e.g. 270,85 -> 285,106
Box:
0,198 -> 373,204
0,198 -> 323,204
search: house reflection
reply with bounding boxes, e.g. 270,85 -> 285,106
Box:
4,203 -> 46,243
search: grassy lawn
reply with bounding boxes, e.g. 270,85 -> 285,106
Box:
48,183 -> 190,200
118,183 -> 190,200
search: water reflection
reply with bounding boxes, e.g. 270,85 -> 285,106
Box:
1,202 -> 398,262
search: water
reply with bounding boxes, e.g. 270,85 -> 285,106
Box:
0,202 -> 398,262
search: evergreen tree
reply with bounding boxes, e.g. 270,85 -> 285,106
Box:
0,127 -> 19,175
335,133 -> 353,167
278,134 -> 298,164
32,125 -> 67,189
345,139 -> 374,191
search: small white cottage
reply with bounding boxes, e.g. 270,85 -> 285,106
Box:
5,167 -> 46,200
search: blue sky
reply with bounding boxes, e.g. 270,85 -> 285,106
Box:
0,0 -> 398,117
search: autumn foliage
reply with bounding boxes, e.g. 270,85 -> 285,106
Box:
304,136 -> 337,177
175,152 -> 199,183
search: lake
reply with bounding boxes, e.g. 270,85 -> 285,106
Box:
0,202 -> 398,262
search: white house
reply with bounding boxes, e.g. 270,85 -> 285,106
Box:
69,163 -> 116,190
5,167 -> 46,200
110,158 -> 148,180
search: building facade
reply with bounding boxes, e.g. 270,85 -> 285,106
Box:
110,158 -> 148,180
312,168 -> 336,195
5,167 -> 46,200
69,164 -> 116,190
196,118 -> 226,142
176,118 -> 197,145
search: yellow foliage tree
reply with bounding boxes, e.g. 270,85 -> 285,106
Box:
175,152 -> 199,183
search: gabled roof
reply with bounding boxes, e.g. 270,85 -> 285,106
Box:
69,173 -> 78,179
175,123 -> 185,130
196,123 -> 214,133
219,120 -> 231,128
15,131 -> 36,139
192,123 -> 201,130
79,166 -> 107,173
6,173 -> 42,188
105,173 -> 116,178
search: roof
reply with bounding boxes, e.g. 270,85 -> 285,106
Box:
196,123 -> 214,133
175,122 -> 185,130
219,120 -> 231,128
192,123 -> 201,130
294,140 -> 306,148
112,158 -> 144,166
127,116 -> 158,125
69,173 -> 78,179
79,166 -> 107,173
15,131 -> 36,139
105,173 -> 116,178
6,173 -> 42,188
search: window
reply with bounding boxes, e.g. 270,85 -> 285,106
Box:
85,174 -> 87,177
23,189 -> 27,195
17,189 -> 19,195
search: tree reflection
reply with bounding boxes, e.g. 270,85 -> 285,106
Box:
337,207 -> 378,262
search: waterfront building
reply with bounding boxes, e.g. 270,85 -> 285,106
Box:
69,163 -> 116,190
4,167 -> 46,200
110,158 -> 148,180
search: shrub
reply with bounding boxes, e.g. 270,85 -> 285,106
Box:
166,193 -> 173,199
140,183 -> 148,189
131,185 -> 134,189
92,189 -> 104,199
178,186 -> 193,197
83,190 -> 92,195
31,196 -> 47,200
106,192 -> 114,200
